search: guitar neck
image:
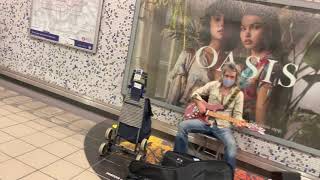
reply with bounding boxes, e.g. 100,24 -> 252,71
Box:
206,110 -> 266,135
206,111 -> 245,124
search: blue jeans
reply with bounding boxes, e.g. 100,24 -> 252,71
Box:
174,119 -> 237,171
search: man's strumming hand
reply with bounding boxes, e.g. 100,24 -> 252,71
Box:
196,101 -> 207,114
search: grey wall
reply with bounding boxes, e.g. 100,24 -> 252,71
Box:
0,0 -> 319,178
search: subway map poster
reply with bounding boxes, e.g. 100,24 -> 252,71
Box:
30,0 -> 103,53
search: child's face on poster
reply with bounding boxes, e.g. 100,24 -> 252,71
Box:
240,15 -> 265,51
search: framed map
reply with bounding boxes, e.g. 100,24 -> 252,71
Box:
29,0 -> 104,53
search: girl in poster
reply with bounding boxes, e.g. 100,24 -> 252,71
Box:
238,6 -> 283,125
167,0 -> 240,105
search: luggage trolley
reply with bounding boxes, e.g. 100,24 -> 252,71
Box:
98,69 -> 152,161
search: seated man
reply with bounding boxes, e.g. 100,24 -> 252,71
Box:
174,63 -> 244,173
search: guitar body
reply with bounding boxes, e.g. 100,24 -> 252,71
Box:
184,102 -> 266,134
184,102 -> 224,124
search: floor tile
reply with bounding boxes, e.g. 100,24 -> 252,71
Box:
0,151 -> 11,163
33,106 -> 65,118
64,149 -> 102,169
20,171 -> 55,180
42,128 -> 70,139
71,170 -> 107,180
0,84 -> 111,180
0,139 -> 36,157
66,123 -> 86,133
50,126 -> 76,136
42,141 -> 79,158
0,90 -> 18,99
17,149 -> 59,169
55,113 -> 81,123
0,116 -> 19,128
33,118 -> 58,128
2,95 -> 32,105
23,120 -> 48,131
0,130 -> 15,144
70,119 -> 96,131
18,101 -> 47,111
21,132 -> 58,147
16,111 -> 39,121
2,124 -> 38,138
40,159 -> 84,180
49,117 -> 70,126
0,108 -> 12,116
5,114 -> 31,123
0,159 -> 35,179
62,134 -> 85,148
1,104 -> 23,113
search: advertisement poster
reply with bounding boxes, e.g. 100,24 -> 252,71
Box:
128,0 -> 320,150
30,0 -> 103,52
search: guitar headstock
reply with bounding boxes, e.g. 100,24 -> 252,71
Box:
245,123 -> 266,135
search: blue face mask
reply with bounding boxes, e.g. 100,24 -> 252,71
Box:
222,78 -> 235,87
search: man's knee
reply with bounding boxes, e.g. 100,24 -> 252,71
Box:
225,140 -> 237,156
177,121 -> 189,135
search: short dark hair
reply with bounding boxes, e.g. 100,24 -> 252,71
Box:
199,0 -> 241,51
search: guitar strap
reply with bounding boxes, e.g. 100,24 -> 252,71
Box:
223,88 -> 240,110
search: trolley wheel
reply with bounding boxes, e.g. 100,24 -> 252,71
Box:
140,138 -> 148,152
98,143 -> 108,156
104,128 -> 113,140
135,153 -> 145,161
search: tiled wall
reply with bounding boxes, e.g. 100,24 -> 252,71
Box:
0,0 -> 319,178
0,0 -> 133,107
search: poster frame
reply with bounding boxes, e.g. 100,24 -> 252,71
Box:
122,0 -> 320,156
29,0 -> 104,53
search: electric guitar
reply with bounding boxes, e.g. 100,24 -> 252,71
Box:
205,110 -> 265,134
184,102 -> 224,122
184,102 -> 265,134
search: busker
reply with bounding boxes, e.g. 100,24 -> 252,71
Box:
174,63 -> 245,174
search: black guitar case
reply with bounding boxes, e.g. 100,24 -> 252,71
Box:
161,151 -> 201,167
128,159 -> 233,180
